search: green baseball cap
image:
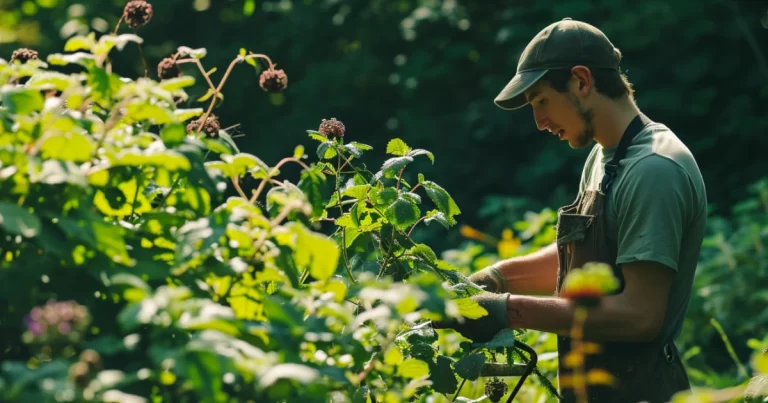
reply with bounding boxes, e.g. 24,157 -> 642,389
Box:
494,18 -> 622,110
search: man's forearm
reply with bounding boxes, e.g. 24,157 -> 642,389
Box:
495,243 -> 559,296
505,294 -> 656,342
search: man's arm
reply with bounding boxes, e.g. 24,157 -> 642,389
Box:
505,260 -> 674,342
473,243 -> 559,296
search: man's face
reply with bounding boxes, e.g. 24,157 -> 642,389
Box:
524,78 -> 595,149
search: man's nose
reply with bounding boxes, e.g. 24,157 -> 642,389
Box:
533,109 -> 550,131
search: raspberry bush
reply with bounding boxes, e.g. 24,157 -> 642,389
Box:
0,4 -> 553,403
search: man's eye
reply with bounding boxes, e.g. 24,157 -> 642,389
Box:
539,98 -> 548,106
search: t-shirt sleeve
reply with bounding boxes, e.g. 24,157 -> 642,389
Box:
614,155 -> 692,272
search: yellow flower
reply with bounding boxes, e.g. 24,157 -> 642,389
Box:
560,262 -> 620,305
497,229 -> 521,259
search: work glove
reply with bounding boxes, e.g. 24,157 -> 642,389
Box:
467,264 -> 508,294
432,292 -> 511,343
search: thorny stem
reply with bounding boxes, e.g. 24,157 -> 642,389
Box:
175,58 -> 216,90
336,151 -> 355,282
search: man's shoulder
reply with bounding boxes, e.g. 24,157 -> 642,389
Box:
624,123 -> 705,186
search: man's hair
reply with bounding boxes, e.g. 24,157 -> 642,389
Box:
541,66 -> 635,101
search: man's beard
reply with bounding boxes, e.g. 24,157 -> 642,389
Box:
568,94 -> 595,149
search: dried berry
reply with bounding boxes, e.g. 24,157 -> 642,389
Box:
186,115 -> 220,137
485,378 -> 508,403
123,0 -> 153,29
10,48 -> 39,64
318,118 -> 345,138
157,57 -> 180,80
259,68 -> 288,93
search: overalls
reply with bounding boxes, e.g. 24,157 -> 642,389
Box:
553,114 -> 691,403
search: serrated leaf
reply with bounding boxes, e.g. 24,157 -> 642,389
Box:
307,130 -> 328,142
316,142 -> 336,160
430,355 -> 458,394
174,108 -> 204,122
408,149 -> 434,163
344,143 -> 363,158
422,180 -> 461,225
288,223 -> 340,281
159,76 -> 196,91
381,156 -> 413,177
454,298 -> 489,319
401,192 -> 421,204
454,353 -> 486,380
385,196 -> 420,230
64,34 -> 96,52
471,328 -> 517,349
350,141 -> 372,150
386,138 -> 411,156
0,202 -> 41,238
342,184 -> 371,200
373,188 -> 398,206
410,244 -> 437,263
397,359 -> 429,379
409,343 -> 436,361
424,210 -> 450,229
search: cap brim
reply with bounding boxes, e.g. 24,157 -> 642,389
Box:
493,69 -> 549,110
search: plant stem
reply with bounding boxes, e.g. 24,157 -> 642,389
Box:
113,15 -> 124,35
249,157 -> 311,204
335,151 -> 354,283
407,216 -> 427,237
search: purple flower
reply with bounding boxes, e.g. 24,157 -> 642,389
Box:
27,320 -> 44,336
57,321 -> 72,335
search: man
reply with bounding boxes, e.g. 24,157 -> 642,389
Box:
435,18 -> 708,402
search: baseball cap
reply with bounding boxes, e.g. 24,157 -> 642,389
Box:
494,18 -> 622,110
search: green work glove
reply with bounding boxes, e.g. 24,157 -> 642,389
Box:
432,292 -> 510,343
468,264 -> 508,293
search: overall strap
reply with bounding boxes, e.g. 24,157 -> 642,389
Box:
600,113 -> 653,193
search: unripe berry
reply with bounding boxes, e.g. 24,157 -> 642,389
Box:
318,118 -> 345,138
157,57 -> 180,80
10,48 -> 38,64
259,68 -> 288,93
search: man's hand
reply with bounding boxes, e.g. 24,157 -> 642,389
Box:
467,265 -> 508,293
432,292 -> 511,343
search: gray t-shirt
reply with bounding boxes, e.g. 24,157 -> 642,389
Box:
578,121 -> 708,343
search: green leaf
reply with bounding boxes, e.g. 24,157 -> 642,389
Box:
221,153 -> 269,179
0,202 -> 41,238
125,102 -> 174,124
288,223 -> 340,281
373,188 -> 398,206
386,138 -> 411,156
421,180 -> 461,225
384,196 -> 420,230
1,87 -> 43,114
454,353 -> 486,380
26,72 -> 75,92
307,130 -> 327,142
159,76 -> 196,92
177,46 -> 207,59
293,145 -> 305,159
47,52 -> 96,68
454,298 -> 489,319
243,0 -> 256,15
64,33 -> 96,52
409,244 -> 437,263
471,328 -> 517,349
342,184 -> 371,200
350,141 -> 373,151
401,192 -> 421,204
87,66 -> 122,104
316,141 -> 336,160
174,108 -> 204,122
381,156 -> 414,177
407,148 -> 434,164
430,355 -> 458,394
40,132 -> 94,162
424,210 -> 450,229
161,123 -> 187,145
408,343 -> 436,361
397,359 -> 429,379
344,143 -> 363,158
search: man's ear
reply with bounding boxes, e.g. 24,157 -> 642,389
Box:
570,66 -> 593,96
